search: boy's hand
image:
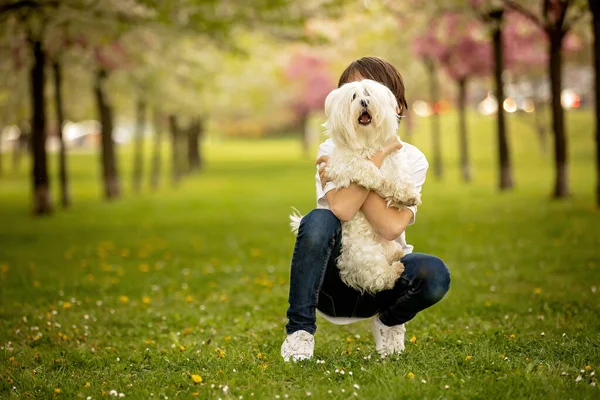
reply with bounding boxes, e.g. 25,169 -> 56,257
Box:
316,155 -> 331,189
370,137 -> 403,168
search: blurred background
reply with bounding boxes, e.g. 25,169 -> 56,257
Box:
0,0 -> 598,211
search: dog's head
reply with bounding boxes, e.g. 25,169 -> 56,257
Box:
323,79 -> 399,150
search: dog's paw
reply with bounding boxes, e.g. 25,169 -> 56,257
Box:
401,191 -> 421,207
391,260 -> 405,277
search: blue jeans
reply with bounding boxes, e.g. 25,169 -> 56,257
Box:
285,209 -> 451,335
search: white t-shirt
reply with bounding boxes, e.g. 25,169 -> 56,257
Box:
314,138 -> 429,325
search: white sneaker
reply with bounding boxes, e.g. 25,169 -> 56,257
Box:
281,330 -> 314,362
372,316 -> 406,357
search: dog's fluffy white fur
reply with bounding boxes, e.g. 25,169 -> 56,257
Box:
291,79 -> 421,294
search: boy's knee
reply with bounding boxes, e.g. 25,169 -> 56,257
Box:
299,209 -> 341,247
420,256 -> 450,304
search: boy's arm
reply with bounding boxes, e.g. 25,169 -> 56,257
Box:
361,154 -> 428,239
360,194 -> 414,240
320,139 -> 403,222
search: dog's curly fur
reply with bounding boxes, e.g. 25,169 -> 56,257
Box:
291,79 -> 421,294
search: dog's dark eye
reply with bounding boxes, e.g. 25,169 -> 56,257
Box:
351,93 -> 356,101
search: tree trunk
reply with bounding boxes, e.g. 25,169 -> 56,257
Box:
168,115 -> 182,186
53,61 -> 70,208
457,78 -> 471,182
532,97 -> 548,154
13,124 -> 26,172
187,118 -> 203,172
591,0 -> 600,207
150,107 -> 162,190
492,24 -> 513,190
425,58 -> 442,179
94,69 -> 120,199
549,31 -> 569,198
30,40 -> 52,215
132,96 -> 146,193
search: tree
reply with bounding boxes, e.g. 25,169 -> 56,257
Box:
187,118 -> 203,172
0,4 -> 55,214
422,13 -> 494,182
504,0 -> 588,198
149,107 -> 163,190
589,0 -> 600,207
412,28 -> 445,179
467,1 -> 515,190
284,51 -> 335,156
168,115 -> 184,186
94,43 -> 128,199
132,96 -> 146,193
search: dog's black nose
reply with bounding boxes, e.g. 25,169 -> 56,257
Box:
360,99 -> 368,107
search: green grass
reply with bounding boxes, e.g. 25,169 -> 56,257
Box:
0,110 -> 599,399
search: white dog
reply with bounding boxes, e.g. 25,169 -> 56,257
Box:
290,79 -> 421,294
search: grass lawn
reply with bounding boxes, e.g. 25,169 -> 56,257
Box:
0,110 -> 599,399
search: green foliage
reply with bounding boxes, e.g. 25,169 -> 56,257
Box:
0,110 -> 598,398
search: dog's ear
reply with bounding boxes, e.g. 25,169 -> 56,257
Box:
324,86 -> 341,118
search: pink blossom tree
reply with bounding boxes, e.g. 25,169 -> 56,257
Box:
422,13 -> 493,182
503,10 -> 581,154
412,26 -> 447,179
504,0 -> 588,198
284,51 -> 335,155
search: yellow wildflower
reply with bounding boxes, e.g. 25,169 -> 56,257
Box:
142,296 -> 152,305
465,356 -> 473,361
119,295 -> 129,303
139,264 -> 150,273
215,348 -> 225,358
407,372 -> 415,379
585,365 -> 592,371
250,248 -> 261,257
410,336 -> 417,344
533,288 -> 542,295
85,382 -> 90,388
54,388 -> 61,394
179,346 -> 185,352
191,374 -> 203,384
62,302 -> 72,309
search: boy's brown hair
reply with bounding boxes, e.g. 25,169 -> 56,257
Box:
338,56 -> 408,116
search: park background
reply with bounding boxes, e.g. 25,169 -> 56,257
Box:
0,0 -> 599,398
